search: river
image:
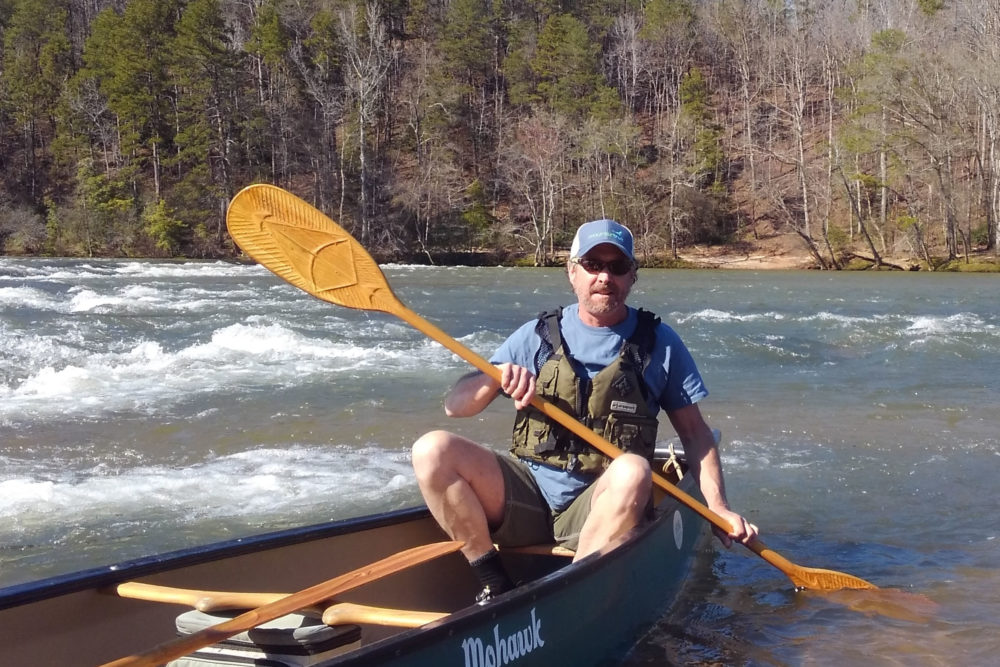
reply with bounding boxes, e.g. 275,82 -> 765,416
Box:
1,258 -> 997,665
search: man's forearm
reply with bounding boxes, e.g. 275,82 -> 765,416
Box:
444,370 -> 500,417
690,443 -> 731,512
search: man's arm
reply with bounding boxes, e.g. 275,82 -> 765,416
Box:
444,364 -> 537,417
667,404 -> 758,547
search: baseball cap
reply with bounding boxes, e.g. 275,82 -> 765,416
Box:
569,219 -> 635,261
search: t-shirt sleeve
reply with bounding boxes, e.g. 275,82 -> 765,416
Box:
656,325 -> 709,411
489,319 -> 543,370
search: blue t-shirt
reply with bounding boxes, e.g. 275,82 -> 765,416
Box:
490,304 -> 708,511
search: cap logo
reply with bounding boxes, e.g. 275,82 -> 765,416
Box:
586,229 -> 626,244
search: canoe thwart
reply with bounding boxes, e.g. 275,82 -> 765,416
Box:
321,602 -> 447,628
496,543 -> 575,557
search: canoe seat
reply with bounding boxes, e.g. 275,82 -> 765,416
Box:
167,609 -> 360,667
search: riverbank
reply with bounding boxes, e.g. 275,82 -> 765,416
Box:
676,244 -> 814,270
676,244 -> 1000,272
4,233 -> 997,271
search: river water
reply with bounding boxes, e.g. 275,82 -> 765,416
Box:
0,258 -> 997,665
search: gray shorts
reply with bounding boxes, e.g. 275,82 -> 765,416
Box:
489,454 -> 598,552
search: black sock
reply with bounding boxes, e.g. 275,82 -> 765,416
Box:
469,548 -> 514,594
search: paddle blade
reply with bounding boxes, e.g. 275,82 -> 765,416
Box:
751,541 -> 878,591
788,566 -> 878,592
226,184 -> 400,314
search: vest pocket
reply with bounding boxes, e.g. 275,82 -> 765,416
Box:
602,413 -> 658,459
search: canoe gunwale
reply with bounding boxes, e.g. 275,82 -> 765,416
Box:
0,506 -> 433,612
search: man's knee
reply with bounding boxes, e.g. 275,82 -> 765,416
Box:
605,453 -> 652,488
412,431 -> 492,478
596,455 -> 652,509
412,430 -> 455,472
413,429 -> 449,457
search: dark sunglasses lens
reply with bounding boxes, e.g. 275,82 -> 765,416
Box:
607,260 -> 633,275
579,258 -> 632,275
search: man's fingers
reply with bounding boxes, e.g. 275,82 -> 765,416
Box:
712,525 -> 733,549
514,375 -> 536,409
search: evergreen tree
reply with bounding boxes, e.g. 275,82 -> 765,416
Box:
440,0 -> 498,168
531,13 -> 618,119
1,0 -> 73,204
244,0 -> 298,182
679,67 -> 723,188
169,0 -> 245,253
79,0 -> 182,198
142,198 -> 185,255
441,0 -> 492,86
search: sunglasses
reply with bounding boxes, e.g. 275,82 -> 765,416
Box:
571,257 -> 635,276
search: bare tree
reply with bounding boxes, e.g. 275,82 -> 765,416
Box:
702,0 -> 776,235
960,0 -> 1000,253
339,1 -> 394,246
288,10 -> 347,215
392,42 -> 465,261
499,111 -> 573,266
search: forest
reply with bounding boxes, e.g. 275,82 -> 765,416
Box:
0,0 -> 999,269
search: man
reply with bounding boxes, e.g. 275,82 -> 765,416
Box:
412,219 -> 757,603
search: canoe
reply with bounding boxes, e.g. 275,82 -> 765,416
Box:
0,445 -> 707,666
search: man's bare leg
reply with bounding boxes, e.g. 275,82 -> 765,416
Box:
573,453 -> 651,561
411,430 -> 506,561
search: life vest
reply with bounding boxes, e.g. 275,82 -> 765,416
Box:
510,308 -> 661,474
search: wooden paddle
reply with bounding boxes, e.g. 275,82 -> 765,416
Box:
225,183 -> 875,592
100,540 -> 460,667
116,582 -> 448,628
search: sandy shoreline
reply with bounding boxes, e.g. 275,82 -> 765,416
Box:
676,246 -> 815,270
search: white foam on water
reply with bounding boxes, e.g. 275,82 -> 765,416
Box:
0,286 -> 65,311
906,312 -> 990,335
0,321 -> 452,425
678,308 -> 785,323
0,444 -> 420,544
0,259 -> 265,283
110,260 -> 268,279
902,313 -> 998,353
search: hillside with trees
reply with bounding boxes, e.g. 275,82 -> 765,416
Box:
0,0 -> 998,269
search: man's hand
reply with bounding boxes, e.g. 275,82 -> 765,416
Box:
711,507 -> 759,549
497,363 -> 536,410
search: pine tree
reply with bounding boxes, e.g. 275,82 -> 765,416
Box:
1,0 -> 73,204
79,0 -> 182,198
531,14 -> 618,119
169,0 -> 245,253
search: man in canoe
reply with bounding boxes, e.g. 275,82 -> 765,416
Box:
412,219 -> 758,603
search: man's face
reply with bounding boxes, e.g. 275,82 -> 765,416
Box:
568,244 -> 635,324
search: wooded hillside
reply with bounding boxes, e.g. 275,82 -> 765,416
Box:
1,0 -> 998,269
